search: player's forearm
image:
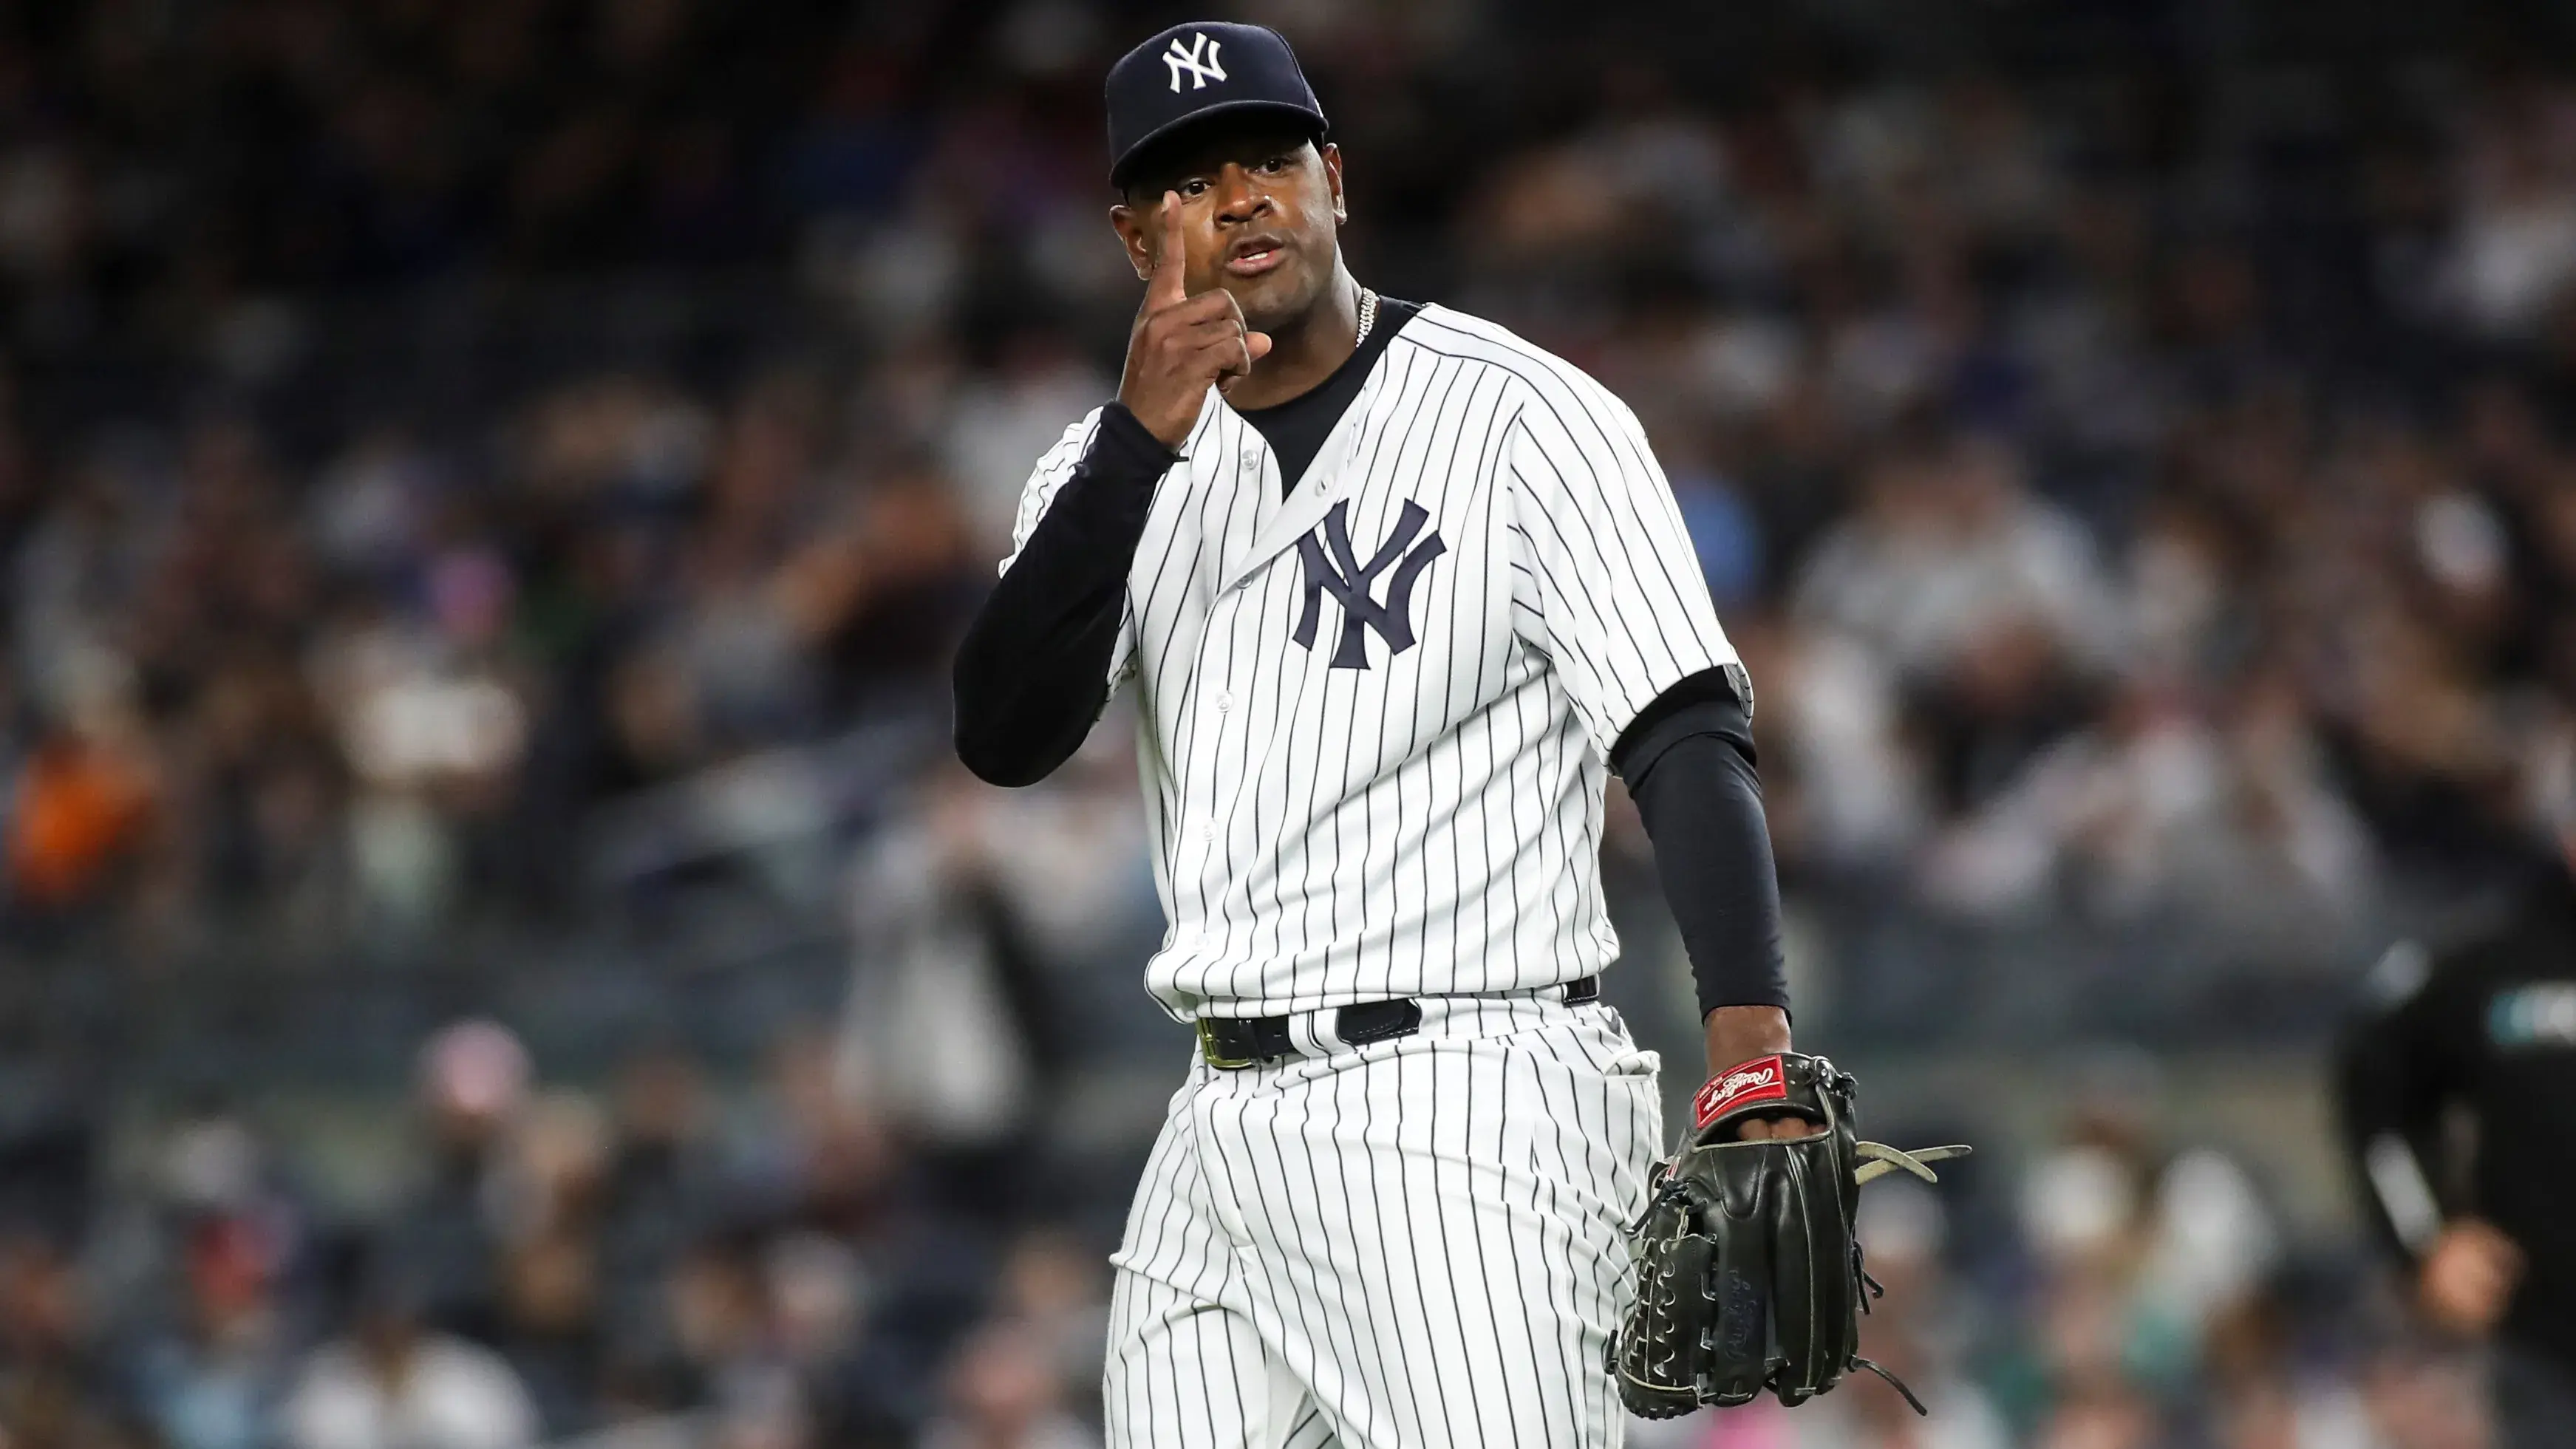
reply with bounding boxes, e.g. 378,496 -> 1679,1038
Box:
1611,675 -> 1793,1051
953,582 -> 1122,785
953,405 -> 1173,786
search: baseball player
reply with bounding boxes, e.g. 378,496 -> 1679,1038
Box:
953,22 -> 1823,1446
2336,825 -> 2576,1445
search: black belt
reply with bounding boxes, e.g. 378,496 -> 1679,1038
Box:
1196,976 -> 1601,1069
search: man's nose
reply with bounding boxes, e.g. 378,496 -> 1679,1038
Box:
1214,166 -> 1271,224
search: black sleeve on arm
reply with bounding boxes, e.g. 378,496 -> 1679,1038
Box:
2334,944 -> 2467,1266
1609,667 -> 1792,1020
952,404 -> 1176,787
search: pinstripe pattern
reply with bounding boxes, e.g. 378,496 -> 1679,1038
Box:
1106,1000 -> 1664,1448
1001,302 -> 1727,1445
999,305 -> 1737,1020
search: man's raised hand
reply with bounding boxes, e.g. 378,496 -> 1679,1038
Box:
1120,192 -> 1272,447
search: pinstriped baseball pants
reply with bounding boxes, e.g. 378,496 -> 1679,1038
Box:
1105,996 -> 1664,1449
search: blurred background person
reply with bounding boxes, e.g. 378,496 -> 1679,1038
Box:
279,1247 -> 538,1449
2335,766 -> 2576,1446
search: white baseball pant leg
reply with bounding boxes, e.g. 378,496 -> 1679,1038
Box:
1105,997 -> 1663,1449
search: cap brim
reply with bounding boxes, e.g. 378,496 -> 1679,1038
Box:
1110,100 -> 1329,189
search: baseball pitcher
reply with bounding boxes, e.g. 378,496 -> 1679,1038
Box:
952,21 -> 1960,1446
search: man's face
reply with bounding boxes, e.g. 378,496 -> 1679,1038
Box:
1111,121 -> 1343,330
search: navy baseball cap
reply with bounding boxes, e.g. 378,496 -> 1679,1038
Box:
1105,22 -> 1329,191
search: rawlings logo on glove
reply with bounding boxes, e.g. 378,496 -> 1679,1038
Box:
1692,1055 -> 1788,1130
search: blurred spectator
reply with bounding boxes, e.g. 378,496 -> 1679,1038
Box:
1793,432 -> 2119,683
1919,675 -> 2376,936
279,1252 -> 537,1449
844,770 -> 1061,1167
2359,1342 -> 2492,1449
992,1230 -> 1110,1410
1793,428 -> 2119,817
919,1318 -> 1100,1449
597,1049 -> 722,1347
2029,1379 -> 2164,1449
1986,1076 -> 2307,1440
130,1217 -> 296,1449
5,693 -> 157,918
492,1225 -> 602,1439
2442,82 -> 2576,338
2197,1291 -> 2379,1449
383,1021 -> 532,1343
1786,1182 -> 2011,1448
0,1233 -> 126,1449
940,332 -> 1114,552
1737,614 -> 1931,870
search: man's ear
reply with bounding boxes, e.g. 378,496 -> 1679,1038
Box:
1108,203 -> 1153,282
1321,143 -> 1346,225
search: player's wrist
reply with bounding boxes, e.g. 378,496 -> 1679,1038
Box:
1116,381 -> 1197,449
1098,401 -> 1186,466
1701,1004 -> 1790,1080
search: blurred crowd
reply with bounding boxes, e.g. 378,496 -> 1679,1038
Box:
0,1021 -> 2504,1449
0,1019 -> 1111,1449
1630,1080 -> 2504,1449
4,0 -> 2575,959
2,0 -> 2576,1445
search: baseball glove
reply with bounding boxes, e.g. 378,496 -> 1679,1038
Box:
1610,1052 -> 1969,1419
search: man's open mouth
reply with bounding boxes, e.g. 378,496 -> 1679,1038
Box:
1225,236 -> 1288,276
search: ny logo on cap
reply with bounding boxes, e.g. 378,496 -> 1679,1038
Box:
1293,500 -> 1447,669
1163,32 -> 1227,92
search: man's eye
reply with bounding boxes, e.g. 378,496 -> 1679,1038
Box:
1181,179 -> 1210,196
1262,156 -> 1289,172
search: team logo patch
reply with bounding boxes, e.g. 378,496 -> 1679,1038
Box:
1694,1055 -> 1787,1131
1163,32 -> 1227,91
1293,499 -> 1447,670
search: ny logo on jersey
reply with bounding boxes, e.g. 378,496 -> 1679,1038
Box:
1293,499 -> 1447,669
1163,33 -> 1227,91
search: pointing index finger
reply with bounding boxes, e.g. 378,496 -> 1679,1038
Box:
1148,191 -> 1188,310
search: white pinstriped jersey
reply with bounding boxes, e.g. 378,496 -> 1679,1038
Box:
1002,304 -> 1737,1018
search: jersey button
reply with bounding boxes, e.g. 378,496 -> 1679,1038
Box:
1239,446 -> 1260,470
1199,822 -> 1216,842
1215,692 -> 1233,713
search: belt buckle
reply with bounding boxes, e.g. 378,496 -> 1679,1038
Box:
1197,1018 -> 1258,1071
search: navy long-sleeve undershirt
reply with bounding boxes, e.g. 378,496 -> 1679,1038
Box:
952,403 -> 1173,788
